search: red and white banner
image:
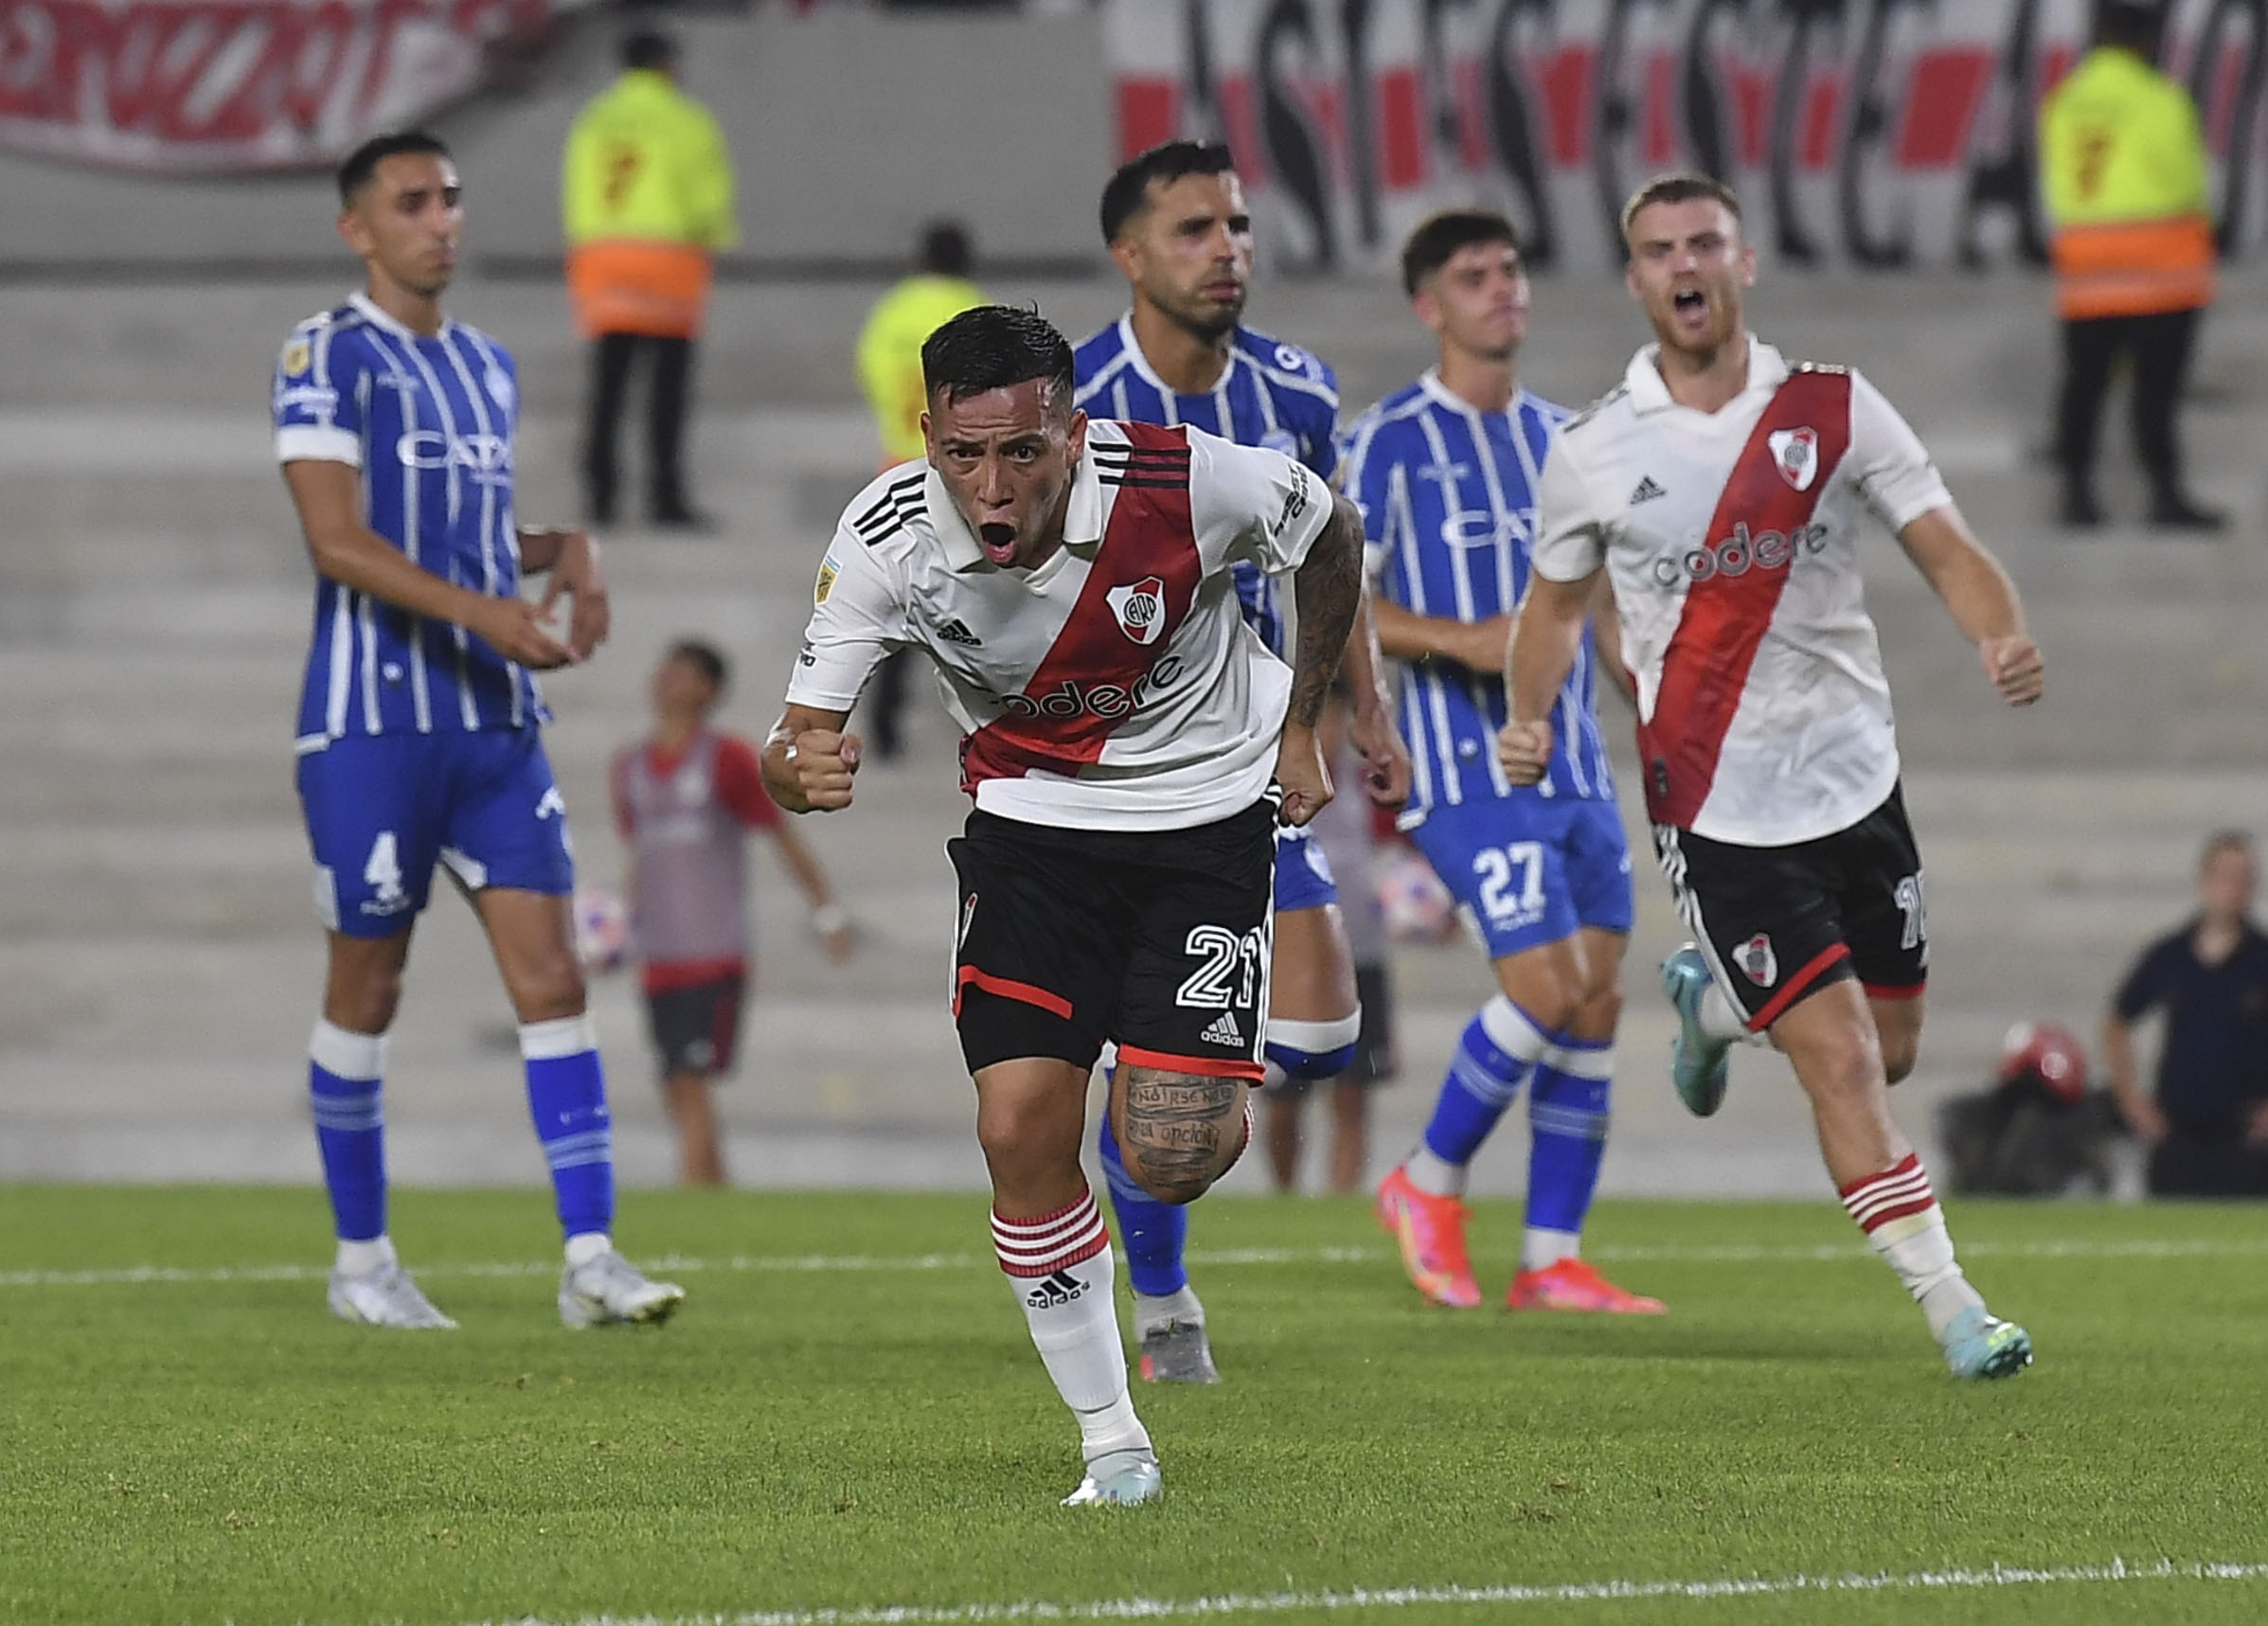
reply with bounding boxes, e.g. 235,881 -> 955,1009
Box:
0,0 -> 594,173
1107,0 -> 2268,271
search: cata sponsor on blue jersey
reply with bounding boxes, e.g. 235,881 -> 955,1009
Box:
1340,374 -> 1614,818
273,293 -> 545,750
1072,314 -> 1338,657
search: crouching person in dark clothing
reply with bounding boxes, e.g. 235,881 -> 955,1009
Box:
1938,1023 -> 2121,1197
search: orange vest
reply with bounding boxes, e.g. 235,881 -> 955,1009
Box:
565,241 -> 715,340
2048,216 -> 2216,320
2040,48 -> 2216,320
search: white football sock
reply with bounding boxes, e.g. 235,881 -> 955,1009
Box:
563,1231 -> 612,1268
992,1191 -> 1152,1468
1839,1154 -> 1985,1340
1881,1218 -> 1986,1341
1132,1283 -> 1204,1340
1520,1227 -> 1580,1273
1403,1144 -> 1467,1197
1698,980 -> 1753,1043
334,1235 -> 395,1276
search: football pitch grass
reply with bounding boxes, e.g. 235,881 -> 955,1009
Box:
2,1188 -> 2263,1625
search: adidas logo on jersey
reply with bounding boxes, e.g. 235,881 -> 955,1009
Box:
1201,1012 -> 1245,1048
1023,1269 -> 1087,1309
1630,475 -> 1668,504
937,618 -> 982,647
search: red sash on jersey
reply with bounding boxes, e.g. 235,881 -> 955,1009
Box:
960,426 -> 1201,795
1637,366 -> 1852,830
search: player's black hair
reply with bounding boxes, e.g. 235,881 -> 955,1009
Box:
1098,139 -> 1237,244
622,28 -> 678,71
668,638 -> 729,695
920,305 -> 1076,413
920,220 -> 973,278
1400,208 -> 1522,298
336,131 -> 451,205
1619,171 -> 1744,240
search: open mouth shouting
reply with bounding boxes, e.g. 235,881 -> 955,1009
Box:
978,523 -> 1020,565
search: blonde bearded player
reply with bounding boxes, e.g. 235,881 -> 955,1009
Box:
762,306 -> 1366,1504
1500,174 -> 2045,1380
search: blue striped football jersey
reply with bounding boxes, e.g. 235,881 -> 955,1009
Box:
1340,372 -> 1614,816
1072,314 -> 1339,657
273,294 -> 544,750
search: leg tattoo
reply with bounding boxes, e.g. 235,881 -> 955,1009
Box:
1117,1067 -> 1245,1204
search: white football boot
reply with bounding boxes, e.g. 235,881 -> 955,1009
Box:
1063,1450 -> 1163,1508
559,1248 -> 687,1328
328,1260 -> 457,1330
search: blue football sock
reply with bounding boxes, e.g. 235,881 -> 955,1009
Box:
1098,1108 -> 1188,1299
1419,994 -> 1556,1170
1526,1038 -> 1614,1242
309,1021 -> 388,1243
521,1015 -> 615,1241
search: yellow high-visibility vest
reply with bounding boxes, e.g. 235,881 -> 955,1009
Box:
856,275 -> 988,465
2039,46 -> 2215,319
562,71 -> 737,338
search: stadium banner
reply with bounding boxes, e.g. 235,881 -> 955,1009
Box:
0,0 -> 596,174
1104,0 -> 2268,273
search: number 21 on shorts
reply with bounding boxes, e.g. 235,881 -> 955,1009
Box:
1176,924 -> 1266,1011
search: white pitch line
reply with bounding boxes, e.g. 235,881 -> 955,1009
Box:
5,1235 -> 2264,1291
1594,1235 -> 2268,1264
456,1558 -> 2268,1626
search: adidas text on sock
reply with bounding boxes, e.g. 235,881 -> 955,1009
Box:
992,1190 -> 1151,1465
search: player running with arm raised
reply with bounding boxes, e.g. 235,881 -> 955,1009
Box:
1350,210 -> 1661,1316
1072,139 -> 1410,1382
275,131 -> 683,1331
762,306 -> 1365,1506
1500,174 -> 2043,1379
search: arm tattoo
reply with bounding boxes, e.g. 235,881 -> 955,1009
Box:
1119,1066 -> 1242,1204
1288,495 -> 1365,727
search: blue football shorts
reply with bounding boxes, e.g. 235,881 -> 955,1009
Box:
296,727 -> 577,938
1405,793 -> 1634,960
1273,823 -> 1340,914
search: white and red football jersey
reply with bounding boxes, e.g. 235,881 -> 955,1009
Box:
786,420 -> 1333,831
1532,337 -> 1952,848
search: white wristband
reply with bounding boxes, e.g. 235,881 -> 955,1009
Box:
811,903 -> 848,935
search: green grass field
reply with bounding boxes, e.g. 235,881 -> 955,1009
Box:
2,1187 -> 2263,1626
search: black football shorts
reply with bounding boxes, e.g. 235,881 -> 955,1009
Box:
947,798 -> 1277,1080
645,974 -> 745,1080
1652,784 -> 1928,1031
